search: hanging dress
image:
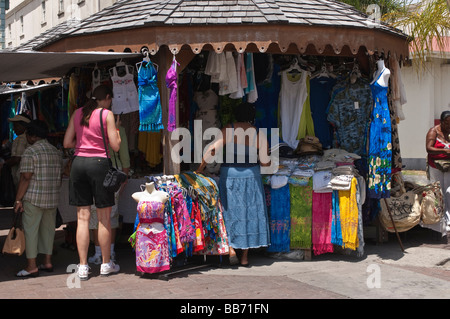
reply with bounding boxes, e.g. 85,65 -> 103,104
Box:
279,69 -> 308,149
138,61 -> 164,132
110,65 -> 140,115
135,200 -> 170,274
166,59 -> 179,132
368,69 -> 392,198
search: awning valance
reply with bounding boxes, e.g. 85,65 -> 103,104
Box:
41,24 -> 409,59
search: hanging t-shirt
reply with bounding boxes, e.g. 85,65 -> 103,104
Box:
327,77 -> 372,156
279,69 -> 308,149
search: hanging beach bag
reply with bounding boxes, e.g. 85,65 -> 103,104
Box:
379,190 -> 422,233
416,182 -> 444,225
2,212 -> 25,256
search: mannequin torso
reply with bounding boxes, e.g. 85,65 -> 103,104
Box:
132,182 -> 169,234
371,59 -> 390,87
132,182 -> 169,203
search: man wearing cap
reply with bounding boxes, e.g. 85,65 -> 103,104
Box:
6,114 -> 32,189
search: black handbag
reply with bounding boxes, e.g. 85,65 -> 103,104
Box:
100,109 -> 127,193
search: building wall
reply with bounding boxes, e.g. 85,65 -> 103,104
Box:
5,0 -> 118,48
0,0 -> 8,49
398,58 -> 450,170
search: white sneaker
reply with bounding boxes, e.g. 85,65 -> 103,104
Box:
88,254 -> 102,265
100,261 -> 120,277
77,264 -> 90,281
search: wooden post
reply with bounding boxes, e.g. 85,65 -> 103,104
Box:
383,198 -> 405,252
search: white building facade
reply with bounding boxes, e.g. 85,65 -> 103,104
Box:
398,52 -> 450,170
5,0 -> 118,48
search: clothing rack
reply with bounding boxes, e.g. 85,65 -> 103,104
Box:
134,173 -> 226,280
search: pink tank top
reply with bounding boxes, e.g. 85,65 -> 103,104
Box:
74,108 -> 110,157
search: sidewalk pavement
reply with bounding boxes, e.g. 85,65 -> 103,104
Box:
1,169 -> 450,302
1,213 -> 449,300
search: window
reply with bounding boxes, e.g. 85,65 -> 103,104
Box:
20,15 -> 23,34
41,1 -> 46,21
58,0 -> 64,14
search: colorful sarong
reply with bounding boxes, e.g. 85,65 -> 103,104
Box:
312,192 -> 333,255
289,180 -> 313,249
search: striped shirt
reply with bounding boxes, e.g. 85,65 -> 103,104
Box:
20,139 -> 62,208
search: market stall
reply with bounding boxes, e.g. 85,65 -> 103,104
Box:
3,0 -> 439,273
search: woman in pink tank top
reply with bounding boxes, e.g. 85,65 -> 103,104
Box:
63,85 -> 121,280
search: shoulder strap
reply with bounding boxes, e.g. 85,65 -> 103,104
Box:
99,109 -> 109,158
100,109 -> 120,168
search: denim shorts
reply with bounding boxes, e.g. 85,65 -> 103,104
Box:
69,156 -> 115,208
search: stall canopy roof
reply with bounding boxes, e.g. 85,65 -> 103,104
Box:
0,51 -> 141,83
11,0 -> 409,58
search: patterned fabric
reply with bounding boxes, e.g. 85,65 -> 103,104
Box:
137,201 -> 165,224
190,198 -> 205,253
388,98 -> 402,172
312,191 -> 333,256
135,226 -> 170,274
20,139 -> 62,208
331,190 -> 342,246
177,172 -> 229,255
138,61 -> 164,132
171,188 -> 196,244
289,180 -> 313,249
327,77 -> 372,156
368,70 -> 392,198
267,184 -> 291,252
339,178 -> 359,251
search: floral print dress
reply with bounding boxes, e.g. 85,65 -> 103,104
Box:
368,70 -> 392,198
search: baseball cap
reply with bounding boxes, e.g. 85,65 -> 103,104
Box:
8,114 -> 31,124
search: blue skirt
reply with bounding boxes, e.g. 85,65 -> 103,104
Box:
219,165 -> 270,249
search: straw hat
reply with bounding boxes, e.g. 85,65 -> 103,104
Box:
8,114 -> 31,124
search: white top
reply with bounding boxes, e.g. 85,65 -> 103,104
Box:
280,69 -> 308,149
110,64 -> 139,114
